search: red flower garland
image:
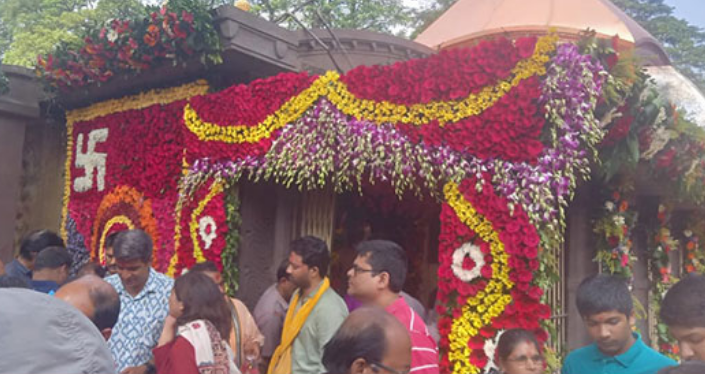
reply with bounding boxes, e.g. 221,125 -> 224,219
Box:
397,76 -> 545,162
341,37 -> 537,104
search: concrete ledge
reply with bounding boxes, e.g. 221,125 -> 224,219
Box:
0,66 -> 43,120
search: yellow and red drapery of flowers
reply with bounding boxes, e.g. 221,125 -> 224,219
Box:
59,32 -> 604,374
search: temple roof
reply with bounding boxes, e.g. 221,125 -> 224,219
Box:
415,0 -> 670,66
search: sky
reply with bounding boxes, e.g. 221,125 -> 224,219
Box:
664,0 -> 705,29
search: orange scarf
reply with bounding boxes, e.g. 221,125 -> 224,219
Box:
267,277 -> 330,374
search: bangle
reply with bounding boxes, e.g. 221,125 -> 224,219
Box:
145,362 -> 156,374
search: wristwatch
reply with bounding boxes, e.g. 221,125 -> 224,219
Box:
145,362 -> 156,374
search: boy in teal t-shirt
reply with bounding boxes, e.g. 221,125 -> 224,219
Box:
661,274 -> 705,362
562,275 -> 676,374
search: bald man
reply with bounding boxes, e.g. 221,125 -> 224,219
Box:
55,275 -> 120,340
322,306 -> 412,374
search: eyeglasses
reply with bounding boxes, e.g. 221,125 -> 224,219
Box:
507,355 -> 544,366
350,264 -> 377,276
370,362 -> 410,374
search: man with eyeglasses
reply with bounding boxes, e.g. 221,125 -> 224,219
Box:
322,306 -> 412,374
347,240 -> 439,374
562,274 -> 675,374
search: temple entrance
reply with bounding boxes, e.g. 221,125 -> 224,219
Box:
328,183 -> 441,312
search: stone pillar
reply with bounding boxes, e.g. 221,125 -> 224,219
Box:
237,182 -> 300,309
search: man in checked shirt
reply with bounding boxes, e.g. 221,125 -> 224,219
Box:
347,240 -> 440,374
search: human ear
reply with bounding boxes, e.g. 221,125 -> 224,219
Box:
378,272 -> 390,289
350,358 -> 368,374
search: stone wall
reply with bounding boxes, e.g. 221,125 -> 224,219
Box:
0,66 -> 46,263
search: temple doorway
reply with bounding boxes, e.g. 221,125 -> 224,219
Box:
328,183 -> 441,312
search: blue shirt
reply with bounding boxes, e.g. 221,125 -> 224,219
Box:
105,268 -> 173,372
562,333 -> 676,374
5,259 -> 32,284
31,280 -> 59,294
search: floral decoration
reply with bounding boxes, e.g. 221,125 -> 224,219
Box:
683,228 -> 704,274
451,243 -> 486,283
60,32 -> 609,373
594,191 -> 637,279
62,82 -> 208,273
182,35 -> 558,164
36,0 -> 221,90
170,181 -> 227,276
648,203 -> 679,359
91,185 -> 159,268
438,178 -> 548,374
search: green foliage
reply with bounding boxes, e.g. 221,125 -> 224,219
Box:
222,185 -> 241,297
0,0 -> 149,67
0,56 -> 8,95
612,0 -> 705,92
410,0 -> 456,39
249,0 -> 416,37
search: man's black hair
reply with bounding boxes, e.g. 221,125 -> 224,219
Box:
190,261 -> 219,274
18,230 -> 64,260
661,274 -> 705,328
90,285 -> 121,331
105,231 -> 120,249
277,259 -> 290,281
355,240 -> 408,293
290,236 -> 330,278
33,247 -> 72,272
112,229 -> 152,263
322,314 -> 386,374
576,274 -> 633,317
0,275 -> 30,288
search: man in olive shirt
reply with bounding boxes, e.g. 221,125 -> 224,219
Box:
562,275 -> 675,374
268,236 -> 348,374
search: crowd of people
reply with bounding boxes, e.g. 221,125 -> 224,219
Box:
2,228 -> 705,374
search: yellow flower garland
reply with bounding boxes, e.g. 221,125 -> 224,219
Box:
183,35 -> 558,144
60,81 -> 210,242
66,80 -> 209,124
444,182 -> 515,374
98,215 -> 135,263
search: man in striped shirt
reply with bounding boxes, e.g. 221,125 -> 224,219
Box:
347,240 -> 440,374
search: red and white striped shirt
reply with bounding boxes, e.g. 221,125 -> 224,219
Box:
386,296 -> 440,374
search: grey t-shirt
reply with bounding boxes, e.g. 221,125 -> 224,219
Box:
0,288 -> 116,374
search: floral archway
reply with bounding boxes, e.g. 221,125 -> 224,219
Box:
62,31 -> 606,373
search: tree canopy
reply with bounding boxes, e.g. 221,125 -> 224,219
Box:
249,0 -> 414,36
611,0 -> 705,92
0,0 -> 149,66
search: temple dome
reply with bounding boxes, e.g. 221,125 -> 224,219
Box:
415,0 -> 670,66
